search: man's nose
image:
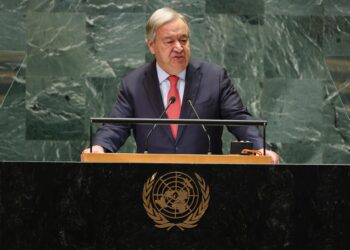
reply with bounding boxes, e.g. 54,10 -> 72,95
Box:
174,40 -> 183,51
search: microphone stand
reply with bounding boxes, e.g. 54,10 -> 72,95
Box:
144,96 -> 176,153
187,99 -> 212,155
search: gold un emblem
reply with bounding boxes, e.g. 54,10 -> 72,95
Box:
142,171 -> 210,231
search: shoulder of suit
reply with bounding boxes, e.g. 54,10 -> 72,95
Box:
122,61 -> 155,83
189,58 -> 224,73
126,62 -> 153,77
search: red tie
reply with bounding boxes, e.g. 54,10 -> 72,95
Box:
167,75 -> 180,139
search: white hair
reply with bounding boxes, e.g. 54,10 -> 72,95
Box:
145,7 -> 190,42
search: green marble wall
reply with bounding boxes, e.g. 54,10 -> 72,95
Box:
0,0 -> 349,163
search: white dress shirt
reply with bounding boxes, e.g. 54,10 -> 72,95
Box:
156,63 -> 186,108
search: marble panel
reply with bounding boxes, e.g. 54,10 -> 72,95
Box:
325,56 -> 350,80
0,75 -> 27,141
331,79 -> 350,117
205,14 -> 264,79
145,0 -> 206,14
86,13 -> 146,71
0,0 -> 86,13
260,78 -> 323,143
206,0 -> 264,15
26,76 -> 86,140
85,78 -> 118,119
325,56 -> 350,117
84,54 -> 118,78
325,0 -> 350,16
0,80 -> 37,161
263,15 -> 327,79
0,51 -> 26,106
0,137 -> 86,161
221,128 -> 232,154
231,78 -> 263,119
25,0 -> 82,12
1,0 -> 146,14
265,0 -> 323,16
84,0 -> 145,14
323,80 -> 350,143
26,12 -> 88,77
0,12 -> 26,50
187,15 -> 207,60
321,16 -> 350,120
0,0 -> 27,12
322,144 -> 350,164
323,16 -> 350,56
0,69 -> 85,161
277,142 -> 323,164
0,12 -> 26,106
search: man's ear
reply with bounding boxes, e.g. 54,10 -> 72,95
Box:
147,40 -> 155,55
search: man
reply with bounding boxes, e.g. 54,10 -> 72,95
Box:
82,7 -> 279,163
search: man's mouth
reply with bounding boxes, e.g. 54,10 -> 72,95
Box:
173,55 -> 184,60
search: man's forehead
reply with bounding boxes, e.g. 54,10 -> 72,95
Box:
162,33 -> 189,39
157,19 -> 188,31
157,28 -> 189,40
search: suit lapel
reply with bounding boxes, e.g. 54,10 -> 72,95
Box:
143,60 -> 164,117
143,60 -> 174,140
176,59 -> 202,142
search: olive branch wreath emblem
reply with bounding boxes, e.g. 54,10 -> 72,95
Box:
142,172 -> 210,231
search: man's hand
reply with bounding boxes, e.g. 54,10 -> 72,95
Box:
258,149 -> 280,164
81,145 -> 105,162
82,145 -> 105,154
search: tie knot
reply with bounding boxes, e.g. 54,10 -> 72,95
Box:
168,75 -> 179,87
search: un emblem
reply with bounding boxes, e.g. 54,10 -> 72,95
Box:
142,171 -> 210,231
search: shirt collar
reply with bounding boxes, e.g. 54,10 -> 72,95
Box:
156,63 -> 186,84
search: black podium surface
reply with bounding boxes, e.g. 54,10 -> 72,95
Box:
0,162 -> 349,250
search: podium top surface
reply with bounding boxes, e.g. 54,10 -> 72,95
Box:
81,153 -> 273,164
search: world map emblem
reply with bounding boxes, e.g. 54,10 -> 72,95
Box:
142,171 -> 210,230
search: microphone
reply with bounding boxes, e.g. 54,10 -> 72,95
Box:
187,99 -> 212,154
144,96 -> 176,153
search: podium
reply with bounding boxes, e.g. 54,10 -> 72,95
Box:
1,160 -> 349,249
81,153 -> 273,164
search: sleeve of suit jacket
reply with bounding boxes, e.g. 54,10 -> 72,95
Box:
92,79 -> 133,152
218,68 -> 264,149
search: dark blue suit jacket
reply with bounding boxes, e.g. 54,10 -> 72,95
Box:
94,58 -> 264,154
